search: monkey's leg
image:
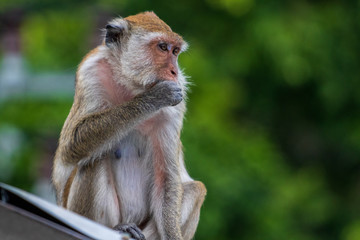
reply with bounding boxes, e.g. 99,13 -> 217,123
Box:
180,181 -> 207,240
141,219 -> 158,240
141,181 -> 206,240
146,135 -> 184,240
66,159 -> 120,228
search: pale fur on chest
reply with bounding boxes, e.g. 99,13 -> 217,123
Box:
111,108 -> 182,220
111,131 -> 151,223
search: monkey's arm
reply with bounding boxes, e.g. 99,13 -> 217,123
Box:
59,81 -> 182,164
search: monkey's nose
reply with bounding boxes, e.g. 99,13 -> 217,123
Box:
169,65 -> 178,77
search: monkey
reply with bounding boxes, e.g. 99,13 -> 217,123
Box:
52,11 -> 206,240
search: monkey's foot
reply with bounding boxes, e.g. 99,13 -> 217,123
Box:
113,223 -> 146,240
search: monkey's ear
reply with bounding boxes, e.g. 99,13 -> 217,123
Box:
105,24 -> 124,45
105,19 -> 129,46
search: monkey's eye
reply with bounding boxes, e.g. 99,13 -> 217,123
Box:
173,47 -> 180,56
158,43 -> 168,52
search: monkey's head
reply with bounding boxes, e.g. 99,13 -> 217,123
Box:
105,11 -> 188,91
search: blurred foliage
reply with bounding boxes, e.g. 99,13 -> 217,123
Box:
21,11 -> 92,71
1,0 -> 360,239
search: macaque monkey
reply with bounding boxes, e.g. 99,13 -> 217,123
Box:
52,11 -> 206,240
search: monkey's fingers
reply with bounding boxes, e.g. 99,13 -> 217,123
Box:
114,223 -> 146,240
127,224 -> 146,240
171,90 -> 183,106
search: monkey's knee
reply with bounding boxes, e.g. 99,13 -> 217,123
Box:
183,180 -> 207,204
180,181 -> 206,240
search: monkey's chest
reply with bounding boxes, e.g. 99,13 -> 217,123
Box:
111,132 -> 151,222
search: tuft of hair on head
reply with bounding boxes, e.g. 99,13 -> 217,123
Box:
124,11 -> 184,43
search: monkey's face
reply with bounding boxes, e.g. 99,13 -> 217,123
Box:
148,37 -> 182,82
105,12 -> 188,93
119,32 -> 187,92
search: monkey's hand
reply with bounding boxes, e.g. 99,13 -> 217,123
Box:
140,81 -> 183,108
113,223 -> 146,240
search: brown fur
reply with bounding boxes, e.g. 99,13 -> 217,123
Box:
62,166 -> 77,207
126,11 -> 182,42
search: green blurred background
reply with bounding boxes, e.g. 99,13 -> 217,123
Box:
0,0 -> 360,239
